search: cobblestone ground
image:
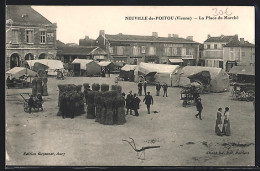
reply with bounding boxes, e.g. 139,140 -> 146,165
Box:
6,75 -> 255,166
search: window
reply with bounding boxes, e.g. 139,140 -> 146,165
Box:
12,29 -> 19,44
117,46 -> 124,55
25,30 -> 33,43
133,46 -> 140,56
40,31 -> 46,43
214,44 -> 217,49
181,48 -> 186,56
148,46 -> 156,55
141,46 -> 146,53
207,44 -> 210,49
242,52 -> 245,57
109,47 -> 113,54
172,48 -> 177,55
188,49 -> 194,55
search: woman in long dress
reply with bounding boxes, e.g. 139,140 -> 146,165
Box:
215,108 -> 223,136
222,107 -> 231,136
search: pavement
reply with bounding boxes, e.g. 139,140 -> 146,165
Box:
5,75 -> 255,166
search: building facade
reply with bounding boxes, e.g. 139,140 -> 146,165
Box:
96,30 -> 199,66
202,34 -> 238,69
6,5 -> 57,71
223,38 -> 255,72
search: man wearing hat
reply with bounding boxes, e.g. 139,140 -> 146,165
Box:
195,97 -> 203,120
143,92 -> 153,114
126,91 -> 134,115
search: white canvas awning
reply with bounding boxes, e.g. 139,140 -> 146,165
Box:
6,67 -> 37,79
72,59 -> 94,70
121,64 -> 137,71
169,59 -> 183,63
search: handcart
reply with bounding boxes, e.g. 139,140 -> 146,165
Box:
20,93 -> 44,112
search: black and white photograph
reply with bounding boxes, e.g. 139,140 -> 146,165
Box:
5,5 -> 255,166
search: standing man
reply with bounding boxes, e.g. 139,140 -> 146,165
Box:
133,93 -> 141,116
143,81 -> 147,96
195,97 -> 203,120
143,92 -> 153,114
126,91 -> 134,115
138,81 -> 143,96
162,83 -> 168,97
155,82 -> 161,96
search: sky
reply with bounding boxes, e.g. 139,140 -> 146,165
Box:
32,6 -> 255,44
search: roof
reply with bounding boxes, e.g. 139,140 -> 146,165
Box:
98,61 -> 113,67
121,64 -> 137,71
56,40 -> 66,47
57,46 -> 106,56
138,62 -> 179,75
72,59 -> 96,70
224,38 -> 255,47
6,5 -> 53,26
204,35 -> 236,43
228,66 -> 255,76
6,67 -> 37,78
179,66 -> 225,79
104,34 -> 199,44
25,59 -> 64,70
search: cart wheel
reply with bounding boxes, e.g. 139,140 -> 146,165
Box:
246,90 -> 255,102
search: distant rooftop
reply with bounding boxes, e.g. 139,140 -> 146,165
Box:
204,35 -> 236,43
103,33 -> 199,44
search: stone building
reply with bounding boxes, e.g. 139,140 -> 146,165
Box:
96,30 -> 199,66
6,5 -> 57,71
223,38 -> 255,72
202,34 -> 238,69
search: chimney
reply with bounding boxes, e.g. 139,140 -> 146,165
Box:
186,36 -> 193,41
85,36 -> 89,39
152,32 -> 158,38
240,38 -> 245,44
207,34 -> 211,39
172,34 -> 179,38
99,30 -> 105,36
168,34 -> 171,37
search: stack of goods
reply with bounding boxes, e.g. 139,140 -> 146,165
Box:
111,85 -> 122,94
32,78 -> 37,96
57,84 -> 85,118
93,84 -> 126,125
101,84 -> 109,92
42,77 -> 48,96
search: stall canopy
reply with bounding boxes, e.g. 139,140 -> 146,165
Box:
33,62 -> 49,72
25,59 -> 64,76
187,71 -> 211,86
6,67 -> 37,79
98,61 -> 116,70
72,59 -> 101,76
121,64 -> 137,71
72,59 -> 93,70
177,66 -> 230,92
229,66 -> 255,76
119,64 -> 137,81
135,62 -> 180,86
